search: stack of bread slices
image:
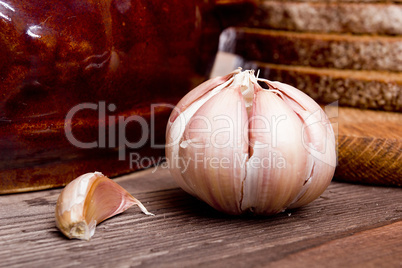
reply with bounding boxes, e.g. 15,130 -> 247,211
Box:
219,0 -> 402,112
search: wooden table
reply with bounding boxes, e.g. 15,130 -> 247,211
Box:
1,167 -> 401,267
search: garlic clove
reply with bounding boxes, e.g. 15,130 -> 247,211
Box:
55,172 -> 153,240
261,80 -> 335,154
287,110 -> 336,208
167,68 -> 241,130
261,81 -> 336,208
241,90 -> 309,214
166,72 -> 241,199
178,86 -> 249,214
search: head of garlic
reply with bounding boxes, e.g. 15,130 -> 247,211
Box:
166,69 -> 336,215
55,172 -> 153,240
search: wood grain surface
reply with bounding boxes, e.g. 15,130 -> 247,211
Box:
330,106 -> 402,186
0,168 -> 401,267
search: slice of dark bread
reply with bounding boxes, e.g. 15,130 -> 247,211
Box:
244,61 -> 402,112
248,1 -> 402,35
261,0 -> 402,2
221,27 -> 402,72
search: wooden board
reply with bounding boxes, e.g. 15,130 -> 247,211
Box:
0,167 -> 401,267
331,106 -> 402,186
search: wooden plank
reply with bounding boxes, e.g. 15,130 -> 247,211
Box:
265,222 -> 402,268
329,106 -> 402,187
0,167 -> 401,267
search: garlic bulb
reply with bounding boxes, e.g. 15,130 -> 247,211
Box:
55,172 -> 153,240
166,69 -> 336,215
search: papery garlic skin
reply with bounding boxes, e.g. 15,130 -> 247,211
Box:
55,172 -> 153,240
166,69 -> 336,215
